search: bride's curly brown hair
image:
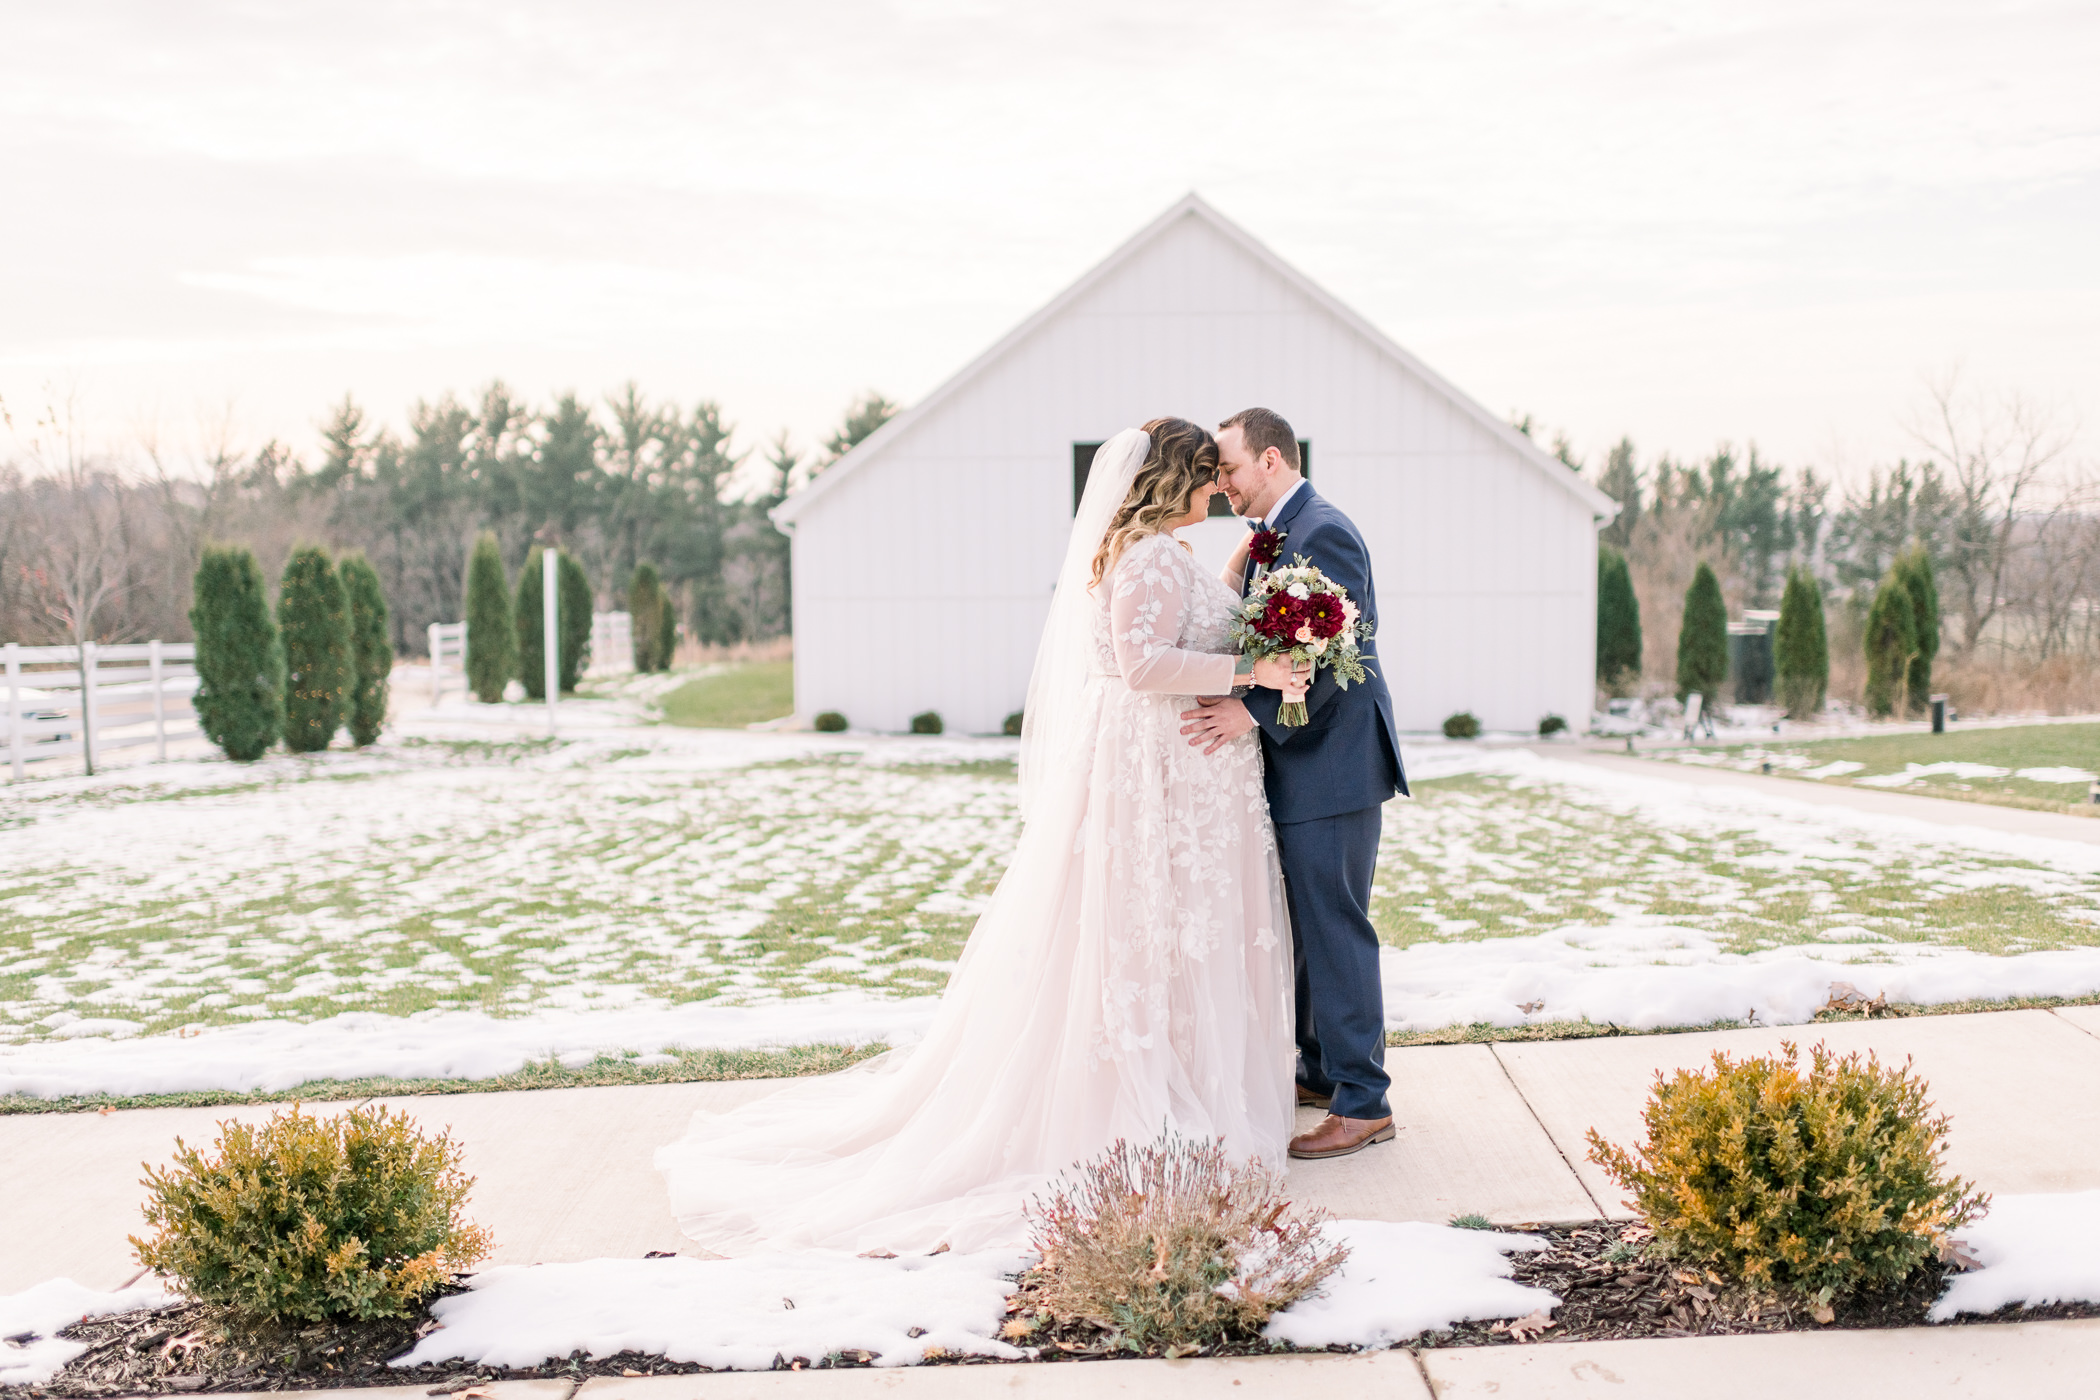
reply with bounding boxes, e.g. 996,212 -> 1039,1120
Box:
1089,418 -> 1219,587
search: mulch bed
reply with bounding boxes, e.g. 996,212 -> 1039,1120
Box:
6,1293 -> 740,1398
1422,1221 -> 2100,1348
14,1228 -> 2100,1395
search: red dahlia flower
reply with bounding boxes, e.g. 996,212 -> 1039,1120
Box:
1304,594 -> 1347,639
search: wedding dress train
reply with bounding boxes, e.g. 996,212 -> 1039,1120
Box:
656,435 -> 1294,1255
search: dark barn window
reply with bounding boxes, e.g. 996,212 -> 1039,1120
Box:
1073,440 -> 1311,515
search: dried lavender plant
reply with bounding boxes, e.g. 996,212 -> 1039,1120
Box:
1023,1130 -> 1346,1352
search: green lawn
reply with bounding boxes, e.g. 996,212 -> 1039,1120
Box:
1644,720 -> 2100,816
1371,771 -> 2100,958
662,660 -> 795,728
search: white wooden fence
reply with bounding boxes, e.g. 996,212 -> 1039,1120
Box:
3,641 -> 200,780
588,611 -> 634,677
428,621 -> 467,704
425,612 -> 633,705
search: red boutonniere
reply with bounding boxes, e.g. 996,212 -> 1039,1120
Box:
1248,528 -> 1285,568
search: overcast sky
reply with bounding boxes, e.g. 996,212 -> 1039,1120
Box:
4,0 -> 2095,488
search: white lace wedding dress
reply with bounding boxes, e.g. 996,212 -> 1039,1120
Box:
657,431 -> 1294,1256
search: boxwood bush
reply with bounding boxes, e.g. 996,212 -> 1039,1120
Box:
1003,710 -> 1025,736
1586,1041 -> 1987,1312
131,1104 -> 491,1324
909,710 -> 943,735
1442,710 -> 1480,739
813,711 -> 848,733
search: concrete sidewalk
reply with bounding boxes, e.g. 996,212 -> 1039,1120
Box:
205,1318 -> 2100,1398
10,1008 -> 2100,1294
1551,747 -> 2100,846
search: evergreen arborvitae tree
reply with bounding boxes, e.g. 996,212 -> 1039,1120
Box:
558,550 -> 593,691
1595,547 -> 1642,689
516,547 -> 592,696
278,546 -> 352,753
1893,543 -> 1940,715
190,547 -> 285,762
691,576 -> 745,646
516,545 -> 549,700
339,552 -> 391,746
1864,571 -> 1919,719
657,593 -> 677,669
1774,566 -> 1829,720
1675,561 -> 1729,702
464,531 -> 514,703
629,562 -> 665,673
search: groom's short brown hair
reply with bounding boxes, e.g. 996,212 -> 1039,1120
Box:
1219,407 -> 1300,472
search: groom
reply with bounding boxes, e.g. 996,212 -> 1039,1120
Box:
1181,407 -> 1408,1160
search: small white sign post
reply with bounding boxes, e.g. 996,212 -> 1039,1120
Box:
543,547 -> 559,735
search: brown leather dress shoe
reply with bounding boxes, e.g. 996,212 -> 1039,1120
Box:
1296,1084 -> 1332,1109
1288,1112 -> 1397,1160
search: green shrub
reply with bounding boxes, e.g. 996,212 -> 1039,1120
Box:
1538,713 -> 1567,736
558,550 -> 593,690
190,547 -> 285,762
629,562 -> 667,673
1586,1041 -> 1986,1311
690,576 -> 745,648
515,547 -> 590,698
813,711 -> 848,733
909,710 -> 943,735
1775,566 -> 1828,720
131,1104 -> 492,1325
657,593 -> 677,667
339,552 -> 390,747
1675,561 -> 1728,702
278,546 -> 351,754
1893,544 -> 1939,716
1003,710 -> 1025,737
1442,711 -> 1480,739
1596,547 -> 1642,689
516,546 -> 548,699
1863,570 -> 1918,719
1023,1131 -> 1345,1353
464,532 -> 514,703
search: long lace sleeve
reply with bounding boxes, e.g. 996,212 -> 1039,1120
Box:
1107,538 -> 1237,695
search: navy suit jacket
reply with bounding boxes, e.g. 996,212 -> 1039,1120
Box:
1241,483 -> 1408,823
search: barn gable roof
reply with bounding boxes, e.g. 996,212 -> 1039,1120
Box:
773,192 -> 1618,527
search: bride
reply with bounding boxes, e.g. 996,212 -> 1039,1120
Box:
656,420 -> 1306,1254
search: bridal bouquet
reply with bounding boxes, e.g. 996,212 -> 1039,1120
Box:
1230,557 -> 1372,726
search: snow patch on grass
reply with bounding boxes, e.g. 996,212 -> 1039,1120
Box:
0,995 -> 936,1099
1381,927 -> 2100,1032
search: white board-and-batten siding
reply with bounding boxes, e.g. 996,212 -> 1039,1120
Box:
778,196 -> 1614,737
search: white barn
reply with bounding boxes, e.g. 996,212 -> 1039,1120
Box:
772,194 -> 1617,736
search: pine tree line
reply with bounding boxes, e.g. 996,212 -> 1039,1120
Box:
1,386 -> 898,663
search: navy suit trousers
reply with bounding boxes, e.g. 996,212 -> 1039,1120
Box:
1278,803 -> 1392,1121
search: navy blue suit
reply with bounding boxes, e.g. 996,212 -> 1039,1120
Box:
1240,482 -> 1407,1121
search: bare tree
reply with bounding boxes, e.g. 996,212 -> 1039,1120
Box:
1907,372 -> 2075,656
17,395 -> 138,655
2011,471 -> 2100,662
